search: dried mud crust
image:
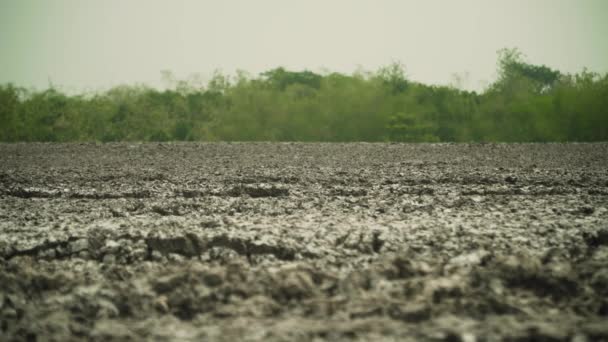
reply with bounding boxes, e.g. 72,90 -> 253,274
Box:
1,142 -> 607,341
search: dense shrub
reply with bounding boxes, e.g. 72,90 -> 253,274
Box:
1,49 -> 606,142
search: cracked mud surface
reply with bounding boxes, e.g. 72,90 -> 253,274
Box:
1,142 -> 607,341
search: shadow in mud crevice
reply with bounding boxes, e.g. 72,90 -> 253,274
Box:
145,233 -> 298,262
175,184 -> 290,199
3,187 -> 152,199
226,185 -> 290,198
225,175 -> 300,185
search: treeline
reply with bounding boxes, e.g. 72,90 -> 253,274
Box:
1,49 -> 607,142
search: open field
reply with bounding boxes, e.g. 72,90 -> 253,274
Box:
1,143 -> 607,341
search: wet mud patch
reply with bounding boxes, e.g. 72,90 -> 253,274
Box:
1,142 -> 607,341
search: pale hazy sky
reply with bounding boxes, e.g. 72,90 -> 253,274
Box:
1,0 -> 607,92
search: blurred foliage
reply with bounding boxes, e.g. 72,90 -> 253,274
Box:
1,49 -> 607,142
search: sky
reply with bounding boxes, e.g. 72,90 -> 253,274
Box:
1,0 -> 607,92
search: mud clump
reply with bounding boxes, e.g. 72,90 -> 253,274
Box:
1,142 -> 607,341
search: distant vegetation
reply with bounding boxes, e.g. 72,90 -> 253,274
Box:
1,49 -> 607,142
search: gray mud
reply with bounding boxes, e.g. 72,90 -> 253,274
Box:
1,143 -> 607,341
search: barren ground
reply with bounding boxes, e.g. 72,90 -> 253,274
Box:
1,143 -> 607,341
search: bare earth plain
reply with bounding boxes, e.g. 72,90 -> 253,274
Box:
1,143 -> 607,341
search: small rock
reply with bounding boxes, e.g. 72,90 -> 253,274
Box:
69,238 -> 89,253
448,250 -> 489,269
488,278 -> 505,296
55,245 -> 68,257
154,295 -> 169,313
151,250 -> 164,261
208,247 -> 240,262
131,248 -> 148,261
39,248 -> 57,259
77,251 -> 91,259
97,299 -> 120,318
277,271 -> 316,301
103,240 -> 121,254
471,196 -> 483,203
102,254 -> 116,264
167,253 -> 185,263
201,269 -> 224,287
121,243 -> 133,255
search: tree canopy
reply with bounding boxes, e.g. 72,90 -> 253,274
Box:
1,49 -> 606,142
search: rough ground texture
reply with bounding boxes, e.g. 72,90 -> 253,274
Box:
1,143 -> 607,341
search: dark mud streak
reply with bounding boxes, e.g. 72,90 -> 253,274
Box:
225,176 -> 300,185
226,185 -> 290,198
175,186 -> 290,199
461,188 -> 582,196
3,188 -> 152,199
371,231 -> 384,253
145,233 -> 203,258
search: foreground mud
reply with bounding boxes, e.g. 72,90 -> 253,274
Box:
1,143 -> 607,341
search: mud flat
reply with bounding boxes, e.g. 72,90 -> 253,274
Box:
1,142 -> 607,341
